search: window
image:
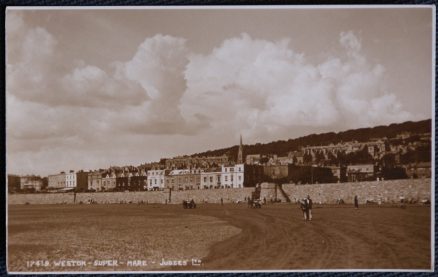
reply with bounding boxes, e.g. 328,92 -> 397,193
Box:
231,175 -> 233,181
204,177 -> 207,182
239,176 -> 241,180
210,176 -> 213,182
225,176 -> 228,181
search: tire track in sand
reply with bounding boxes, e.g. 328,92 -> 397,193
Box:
181,205 -> 430,270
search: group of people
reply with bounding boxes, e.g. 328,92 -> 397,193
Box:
299,195 -> 313,221
182,199 -> 196,209
298,195 -> 362,222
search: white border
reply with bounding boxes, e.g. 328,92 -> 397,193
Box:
5,4 -> 436,274
6,269 -> 436,275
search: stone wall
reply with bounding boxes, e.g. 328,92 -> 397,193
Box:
8,188 -> 254,205
7,179 -> 431,205
281,178 -> 431,204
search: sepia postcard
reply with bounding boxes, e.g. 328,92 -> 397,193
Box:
5,5 -> 435,273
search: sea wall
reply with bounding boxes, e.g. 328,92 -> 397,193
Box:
8,188 -> 254,205
279,178 -> 431,204
8,178 -> 431,205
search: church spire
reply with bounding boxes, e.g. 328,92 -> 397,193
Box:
237,134 -> 243,164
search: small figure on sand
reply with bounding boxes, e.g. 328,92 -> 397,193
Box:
306,195 -> 313,221
300,198 -> 308,221
354,195 -> 359,209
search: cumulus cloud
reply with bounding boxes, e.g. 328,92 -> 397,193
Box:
7,25 -> 58,101
6,16 -> 205,173
8,26 -> 147,108
124,34 -> 188,100
7,18 -> 202,139
182,32 -> 413,140
60,64 -> 148,108
115,34 -> 209,134
6,13 -> 417,175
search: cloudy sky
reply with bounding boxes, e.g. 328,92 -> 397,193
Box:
6,7 -> 433,176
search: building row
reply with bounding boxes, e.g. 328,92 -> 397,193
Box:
41,164 -> 245,192
8,133 -> 431,193
301,140 -> 387,159
7,160 -> 431,193
7,174 -> 47,193
164,155 -> 229,169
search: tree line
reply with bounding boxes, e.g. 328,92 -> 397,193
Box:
191,119 -> 431,161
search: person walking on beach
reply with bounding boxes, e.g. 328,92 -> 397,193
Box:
306,195 -> 313,221
300,198 -> 308,221
220,198 -> 223,205
354,195 -> 359,209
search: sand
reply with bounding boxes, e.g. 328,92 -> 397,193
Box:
7,203 -> 431,272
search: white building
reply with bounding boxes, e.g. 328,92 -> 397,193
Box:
147,169 -> 166,191
65,170 -> 77,188
221,164 -> 244,188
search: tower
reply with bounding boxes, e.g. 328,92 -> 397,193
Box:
237,134 -> 243,164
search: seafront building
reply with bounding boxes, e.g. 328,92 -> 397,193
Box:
221,164 -> 245,188
165,169 -> 203,191
115,167 -> 147,191
65,170 -> 77,188
88,170 -> 104,191
101,171 -> 117,191
20,175 -> 43,192
200,169 -> 222,189
76,170 -> 89,191
147,169 -> 167,191
47,170 -> 79,190
48,172 -> 67,189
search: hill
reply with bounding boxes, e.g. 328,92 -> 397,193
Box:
190,119 -> 432,161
